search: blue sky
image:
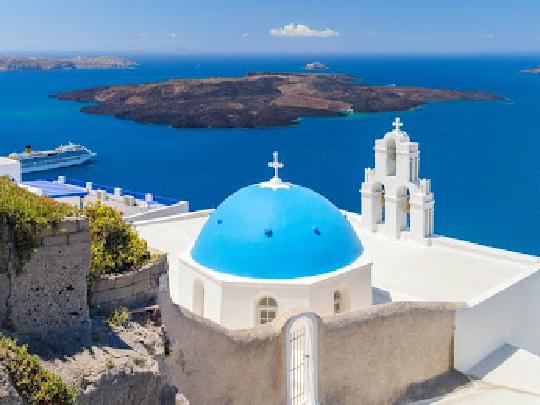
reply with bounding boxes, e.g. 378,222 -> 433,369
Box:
1,0 -> 539,54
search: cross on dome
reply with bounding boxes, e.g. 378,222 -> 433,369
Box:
261,151 -> 289,189
268,151 -> 284,180
392,117 -> 403,134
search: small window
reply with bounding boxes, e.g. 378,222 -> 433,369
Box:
257,296 -> 278,325
334,290 -> 342,313
334,286 -> 350,314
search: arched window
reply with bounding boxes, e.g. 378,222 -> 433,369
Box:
397,186 -> 411,232
372,182 -> 385,225
334,290 -> 342,313
405,188 -> 411,230
334,285 -> 350,314
193,278 -> 204,316
386,138 -> 397,176
257,296 -> 278,325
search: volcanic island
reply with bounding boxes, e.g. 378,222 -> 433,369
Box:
53,73 -> 499,129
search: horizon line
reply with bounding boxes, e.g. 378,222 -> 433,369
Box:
1,50 -> 540,57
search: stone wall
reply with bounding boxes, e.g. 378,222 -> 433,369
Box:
159,275 -> 461,405
318,302 -> 461,404
159,275 -> 287,405
89,254 -> 167,314
0,217 -> 91,341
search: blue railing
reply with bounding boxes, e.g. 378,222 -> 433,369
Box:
45,177 -> 181,206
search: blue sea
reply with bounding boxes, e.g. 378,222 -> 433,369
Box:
0,55 -> 538,255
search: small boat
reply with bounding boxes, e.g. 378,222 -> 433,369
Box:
7,142 -> 97,173
304,62 -> 327,70
340,107 -> 355,116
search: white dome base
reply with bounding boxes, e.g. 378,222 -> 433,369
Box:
173,242 -> 372,330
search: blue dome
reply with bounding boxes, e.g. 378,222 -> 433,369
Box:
191,183 -> 363,279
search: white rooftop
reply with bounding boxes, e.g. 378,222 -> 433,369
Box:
0,156 -> 21,182
347,214 -> 539,306
134,210 -> 539,307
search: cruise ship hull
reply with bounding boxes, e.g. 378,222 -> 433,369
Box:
21,154 -> 95,173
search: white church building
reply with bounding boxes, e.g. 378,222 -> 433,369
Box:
173,152 -> 372,330
134,118 -> 540,376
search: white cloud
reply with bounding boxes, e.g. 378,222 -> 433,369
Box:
270,23 -> 339,38
166,33 -> 177,38
241,33 -> 249,38
139,33 -> 148,38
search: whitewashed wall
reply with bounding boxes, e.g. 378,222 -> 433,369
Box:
455,270 -> 540,371
217,263 -> 370,330
309,265 -> 372,315
0,158 -> 21,182
221,284 -> 310,330
173,256 -> 372,330
176,258 -> 223,325
124,202 -> 190,223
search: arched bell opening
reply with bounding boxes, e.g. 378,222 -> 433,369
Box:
373,182 -> 385,225
385,138 -> 396,176
397,186 -> 411,232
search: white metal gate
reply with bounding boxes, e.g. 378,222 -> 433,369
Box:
286,313 -> 318,405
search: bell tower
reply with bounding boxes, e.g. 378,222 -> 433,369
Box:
360,118 -> 434,244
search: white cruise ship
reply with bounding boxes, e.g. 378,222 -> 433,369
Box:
7,143 -> 97,173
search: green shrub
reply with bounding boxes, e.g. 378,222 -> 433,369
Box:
104,357 -> 115,370
85,202 -> 150,277
0,179 -> 150,277
0,333 -> 78,404
0,177 -> 77,267
107,307 -> 130,329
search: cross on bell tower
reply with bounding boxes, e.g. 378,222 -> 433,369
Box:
268,151 -> 284,180
392,117 -> 403,134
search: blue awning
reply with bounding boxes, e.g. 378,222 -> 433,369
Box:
21,180 -> 88,198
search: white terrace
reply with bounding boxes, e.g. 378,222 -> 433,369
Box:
135,209 -> 538,310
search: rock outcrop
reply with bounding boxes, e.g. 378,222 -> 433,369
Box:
41,310 -> 176,405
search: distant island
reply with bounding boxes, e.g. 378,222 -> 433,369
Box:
0,55 -> 137,71
52,73 -> 500,129
521,65 -> 540,74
